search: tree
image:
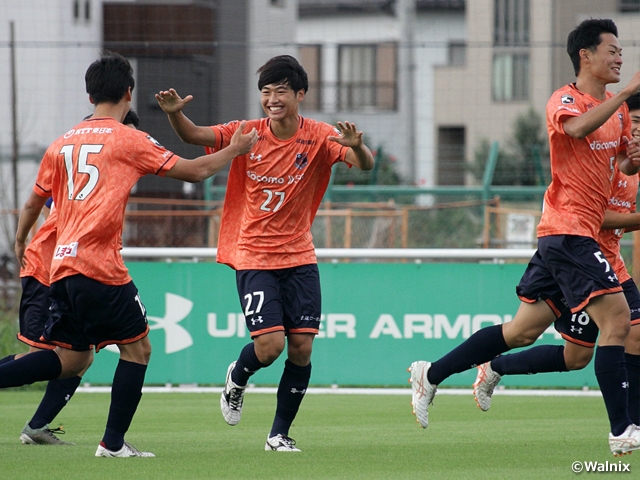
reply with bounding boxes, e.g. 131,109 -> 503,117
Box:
469,107 -> 549,186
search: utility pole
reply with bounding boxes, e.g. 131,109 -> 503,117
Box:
10,21 -> 19,232
397,0 -> 417,185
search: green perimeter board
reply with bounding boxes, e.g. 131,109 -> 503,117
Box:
81,261 -> 597,388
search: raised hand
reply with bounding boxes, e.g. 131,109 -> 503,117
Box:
155,88 -> 194,114
230,121 -> 259,155
328,121 -> 364,148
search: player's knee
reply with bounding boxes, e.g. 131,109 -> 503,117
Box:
564,352 -> 593,370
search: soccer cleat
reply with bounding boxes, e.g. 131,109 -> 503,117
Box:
220,361 -> 246,426
609,424 -> 640,456
408,361 -> 437,428
20,423 -> 75,445
473,361 -> 502,412
95,441 -> 155,457
265,434 -> 301,452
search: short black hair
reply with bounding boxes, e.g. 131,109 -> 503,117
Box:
257,55 -> 308,93
627,93 -> 640,112
123,109 -> 140,128
567,19 -> 618,76
85,51 -> 135,104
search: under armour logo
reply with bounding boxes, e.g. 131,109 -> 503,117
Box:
570,326 -> 583,334
251,316 -> 264,325
290,388 -> 307,394
608,275 -> 618,282
105,293 -> 194,354
618,180 -> 628,188
623,382 -> 630,389
250,153 -> 262,162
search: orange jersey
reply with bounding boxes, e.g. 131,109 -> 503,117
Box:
597,168 -> 639,284
34,117 -> 180,285
205,117 -> 348,270
20,207 -> 57,286
537,84 -> 631,239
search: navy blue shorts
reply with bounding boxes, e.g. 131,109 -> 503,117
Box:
235,264 -> 322,338
18,276 -> 55,349
554,278 -> 640,347
517,235 -> 622,314
45,274 -> 149,352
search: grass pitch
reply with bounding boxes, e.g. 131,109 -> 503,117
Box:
0,389 -> 636,479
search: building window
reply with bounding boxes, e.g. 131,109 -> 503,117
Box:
448,41 -> 466,66
492,0 -> 529,101
338,43 -> 397,111
437,127 -> 465,185
492,53 -> 529,101
619,0 -> 640,12
85,0 -> 91,21
493,0 -> 529,46
299,45 -> 322,111
73,0 -> 80,19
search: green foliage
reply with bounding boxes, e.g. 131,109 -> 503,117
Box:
470,107 -> 550,186
332,144 -> 402,187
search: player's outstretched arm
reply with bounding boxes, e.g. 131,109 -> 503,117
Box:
328,121 -> 375,171
165,121 -> 258,183
563,71 -> 640,139
14,191 -> 48,267
155,88 -> 217,146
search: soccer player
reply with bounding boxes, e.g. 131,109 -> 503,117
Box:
156,54 -> 374,451
407,19 -> 640,456
473,93 -> 640,426
4,52 -> 257,457
4,110 -> 140,446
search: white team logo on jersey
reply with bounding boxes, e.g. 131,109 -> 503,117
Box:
146,135 -> 164,148
561,94 -> 574,104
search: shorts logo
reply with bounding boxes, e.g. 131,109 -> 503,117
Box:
561,95 -> 574,104
294,152 -> 308,169
54,242 -> 78,259
251,316 -> 264,325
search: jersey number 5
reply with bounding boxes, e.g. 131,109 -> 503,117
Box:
60,144 -> 103,200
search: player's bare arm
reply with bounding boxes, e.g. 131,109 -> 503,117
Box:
156,88 -> 217,147
165,120 -> 257,182
563,71 -> 640,139
328,121 -> 375,171
602,209 -> 640,230
14,191 -> 48,267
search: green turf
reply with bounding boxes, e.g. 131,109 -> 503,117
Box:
0,390 -> 636,479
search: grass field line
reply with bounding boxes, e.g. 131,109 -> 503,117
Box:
75,384 -> 603,397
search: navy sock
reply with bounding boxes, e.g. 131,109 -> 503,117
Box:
625,353 -> 640,426
428,325 -> 508,385
232,343 -> 268,386
29,376 -> 82,429
270,360 -> 311,437
595,346 -> 631,436
491,345 -> 568,376
101,360 -> 147,451
0,354 -> 15,366
0,350 -> 61,388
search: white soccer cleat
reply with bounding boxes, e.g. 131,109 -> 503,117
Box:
408,361 -> 437,428
473,362 -> 502,412
264,434 -> 301,452
220,361 -> 246,426
609,424 -> 640,456
95,441 -> 155,457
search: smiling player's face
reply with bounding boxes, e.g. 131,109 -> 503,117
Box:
260,83 -> 304,122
